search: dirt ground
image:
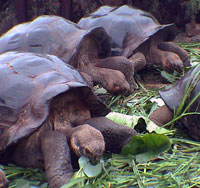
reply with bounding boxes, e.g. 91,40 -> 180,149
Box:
136,67 -> 171,90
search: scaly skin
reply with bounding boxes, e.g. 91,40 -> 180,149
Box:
85,117 -> 137,153
40,131 -> 73,188
76,38 -> 132,95
95,56 -> 136,92
158,42 -> 190,67
146,34 -> 189,72
2,91 -> 137,188
80,63 -> 131,95
7,92 -> 105,188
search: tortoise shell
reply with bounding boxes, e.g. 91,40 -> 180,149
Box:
78,5 -> 173,57
0,51 -> 110,151
159,65 -> 200,140
0,15 -> 112,67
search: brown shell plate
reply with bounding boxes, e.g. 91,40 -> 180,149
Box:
0,15 -> 112,66
0,51 -> 110,151
78,5 -> 173,57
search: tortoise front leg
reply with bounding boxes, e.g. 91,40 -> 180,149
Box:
149,105 -> 173,126
84,117 -> 137,153
128,52 -> 147,73
79,72 -> 93,88
94,56 -> 136,91
158,42 -> 190,67
40,131 -> 73,188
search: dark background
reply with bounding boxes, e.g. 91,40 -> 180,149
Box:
0,0 -> 200,36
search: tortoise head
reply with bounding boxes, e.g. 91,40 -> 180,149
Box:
70,124 -> 105,164
0,169 -> 8,188
103,70 -> 131,95
162,51 -> 183,73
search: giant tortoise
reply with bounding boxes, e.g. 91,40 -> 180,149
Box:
78,5 -> 190,73
0,51 -> 137,188
0,15 -> 138,95
149,65 -> 200,140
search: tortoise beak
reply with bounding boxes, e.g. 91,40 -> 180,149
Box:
90,153 -> 105,165
89,154 -> 102,165
90,158 -> 99,165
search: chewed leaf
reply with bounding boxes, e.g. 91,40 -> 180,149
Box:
78,156 -> 90,167
121,133 -> 171,162
106,112 -> 140,128
146,120 -> 172,134
106,112 -> 170,134
15,179 -> 33,188
78,156 -> 103,177
94,87 -> 107,94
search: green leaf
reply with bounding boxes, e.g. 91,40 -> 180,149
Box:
160,70 -> 179,83
78,156 -> 103,178
106,112 -> 170,134
94,87 -> 107,94
146,120 -> 172,134
60,177 -> 87,188
121,133 -> 171,162
15,179 -> 33,188
106,112 -> 141,128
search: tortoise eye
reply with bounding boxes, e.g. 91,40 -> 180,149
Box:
113,83 -> 120,89
85,148 -> 90,155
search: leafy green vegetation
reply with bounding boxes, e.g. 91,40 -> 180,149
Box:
184,0 -> 200,17
1,42 -> 200,188
121,134 -> 171,161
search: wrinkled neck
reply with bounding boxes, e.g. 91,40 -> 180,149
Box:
149,45 -> 164,65
147,33 -> 163,65
81,63 -> 108,82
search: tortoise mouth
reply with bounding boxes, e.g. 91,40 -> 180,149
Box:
72,146 -> 102,165
71,136 -> 105,164
90,159 -> 99,165
70,124 -> 105,164
75,146 -> 104,164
